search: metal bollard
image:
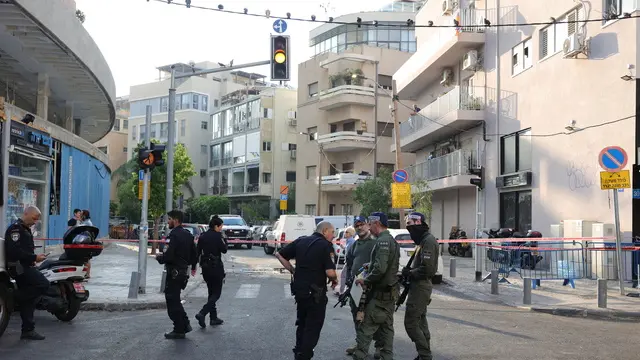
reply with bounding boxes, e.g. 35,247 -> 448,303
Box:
523,277 -> 532,305
128,271 -> 139,299
449,258 -> 457,278
159,269 -> 167,294
490,269 -> 499,295
597,279 -> 607,308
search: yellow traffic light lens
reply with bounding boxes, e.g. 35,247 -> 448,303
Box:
274,50 -> 286,64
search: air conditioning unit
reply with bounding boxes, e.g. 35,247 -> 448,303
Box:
442,0 -> 454,15
440,68 -> 453,86
287,110 -> 297,119
288,119 -> 297,126
563,32 -> 585,58
462,50 -> 478,71
290,150 -> 297,159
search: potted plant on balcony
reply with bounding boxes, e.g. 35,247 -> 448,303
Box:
466,96 -> 483,110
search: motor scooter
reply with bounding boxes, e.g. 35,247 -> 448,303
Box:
0,225 -> 103,338
447,227 -> 472,257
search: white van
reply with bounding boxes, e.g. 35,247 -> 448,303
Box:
264,215 -> 318,255
394,229 -> 444,284
315,215 -> 353,232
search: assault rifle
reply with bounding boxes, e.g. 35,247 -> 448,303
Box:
395,250 -> 417,312
333,264 -> 368,308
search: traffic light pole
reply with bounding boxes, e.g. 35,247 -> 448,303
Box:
165,60 -> 271,221
391,80 -> 406,229
138,105 -> 152,294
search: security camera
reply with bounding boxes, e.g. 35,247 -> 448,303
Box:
565,119 -> 577,131
21,113 -> 35,125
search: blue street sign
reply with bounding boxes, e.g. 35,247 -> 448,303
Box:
139,170 -> 144,181
280,194 -> 288,201
392,169 -> 409,183
598,146 -> 628,172
633,189 -> 640,199
273,19 -> 288,33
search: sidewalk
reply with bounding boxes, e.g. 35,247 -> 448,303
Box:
76,243 -> 203,311
440,253 -> 640,320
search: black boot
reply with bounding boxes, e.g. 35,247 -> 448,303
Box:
195,312 -> 207,328
164,331 -> 186,339
210,311 -> 223,325
21,330 -> 45,340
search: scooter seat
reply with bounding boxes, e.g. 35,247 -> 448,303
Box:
37,258 -> 84,271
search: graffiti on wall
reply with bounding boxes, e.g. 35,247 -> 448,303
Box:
566,160 -> 599,191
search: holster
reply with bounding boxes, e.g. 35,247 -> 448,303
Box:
7,261 -> 24,278
309,284 -> 327,304
200,254 -> 221,269
373,284 -> 399,302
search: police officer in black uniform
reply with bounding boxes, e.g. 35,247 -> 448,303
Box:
276,221 -> 339,360
4,206 -> 50,340
194,215 -> 228,328
155,210 -> 198,339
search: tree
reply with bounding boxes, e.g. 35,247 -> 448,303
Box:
75,10 -> 85,23
353,168 -> 393,215
411,179 -> 433,223
185,196 -> 230,224
241,199 -> 271,224
109,201 -> 119,216
115,140 -> 196,252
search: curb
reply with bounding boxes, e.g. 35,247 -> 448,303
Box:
80,301 -> 166,311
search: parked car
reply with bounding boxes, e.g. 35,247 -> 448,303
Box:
396,229 -> 443,284
217,215 -> 253,249
264,215 -> 317,255
253,225 -> 272,247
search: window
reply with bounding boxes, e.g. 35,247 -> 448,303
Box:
500,190 -> 532,233
377,75 -> 393,90
288,143 -> 297,150
329,204 -> 336,215
222,141 -> 232,165
307,127 -> 318,141
139,124 -> 146,141
98,146 -> 108,154
202,95 -> 208,112
123,120 -> 128,129
201,145 -> 207,154
263,108 -> 273,119
342,162 -> 354,173
306,165 -> 317,180
341,204 -> 353,216
377,122 -> 393,137
500,129 -> 532,174
308,82 -> 318,98
214,99 -> 219,108
113,121 -> 120,131
343,121 -> 356,132
286,171 -> 296,182
539,8 -> 581,60
160,122 -> 168,138
132,125 -> 137,140
210,144 -> 221,167
123,147 -> 128,153
161,97 -> 168,112
201,121 -> 208,130
193,94 -> 200,110
180,119 -> 186,136
512,38 -> 532,75
305,204 -> 316,215
150,124 -> 156,139
200,169 -> 207,177
262,141 -> 272,151
263,172 -> 272,183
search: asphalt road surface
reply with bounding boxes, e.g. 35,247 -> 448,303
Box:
1,248 -> 638,359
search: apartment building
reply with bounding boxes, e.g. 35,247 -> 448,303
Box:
208,87 -> 297,218
296,0 -> 420,216
95,96 -> 130,201
393,0 -> 635,239
127,62 -> 253,203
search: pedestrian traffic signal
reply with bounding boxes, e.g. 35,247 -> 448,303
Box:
151,143 -> 166,168
138,143 -> 166,170
271,35 -> 290,81
469,167 -> 484,189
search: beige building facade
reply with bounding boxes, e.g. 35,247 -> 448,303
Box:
296,3 -> 421,216
95,96 -> 130,202
208,87 -> 297,218
393,0 -> 636,239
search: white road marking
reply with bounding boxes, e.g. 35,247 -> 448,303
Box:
235,284 -> 261,298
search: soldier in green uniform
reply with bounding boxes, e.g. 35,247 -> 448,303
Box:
402,212 -> 439,360
351,212 -> 400,360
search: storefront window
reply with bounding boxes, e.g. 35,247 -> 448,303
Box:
6,152 -> 48,237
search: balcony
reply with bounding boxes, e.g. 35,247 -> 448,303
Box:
407,150 -> 478,192
318,85 -> 376,111
317,131 -> 375,152
394,10 -> 485,99
317,173 -> 371,192
397,86 -> 487,152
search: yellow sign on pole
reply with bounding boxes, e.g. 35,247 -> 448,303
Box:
391,183 -> 412,209
138,180 -> 151,200
599,170 -> 630,190
279,200 -> 288,211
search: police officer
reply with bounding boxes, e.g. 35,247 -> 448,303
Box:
275,221 -> 339,360
4,206 -> 50,340
403,212 -> 439,360
344,216 -> 383,358
155,210 -> 198,339
352,212 -> 400,360
195,215 -> 228,328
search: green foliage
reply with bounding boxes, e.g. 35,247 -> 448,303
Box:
240,199 -> 271,224
411,179 -> 433,222
353,168 -> 393,216
109,201 -> 119,216
115,140 -> 196,224
185,196 -> 230,224
75,10 -> 85,23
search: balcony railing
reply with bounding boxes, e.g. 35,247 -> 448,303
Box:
317,131 -> 375,145
211,185 -> 230,195
408,150 -> 477,182
318,173 -> 371,186
399,86 -> 487,138
318,85 -> 375,99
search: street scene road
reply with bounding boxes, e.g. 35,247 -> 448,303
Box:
1,247 -> 638,360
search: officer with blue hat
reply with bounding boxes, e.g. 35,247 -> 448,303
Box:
403,211 -> 439,360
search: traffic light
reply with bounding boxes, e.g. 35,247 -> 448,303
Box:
151,143 -> 166,168
271,35 -> 290,81
469,166 -> 484,189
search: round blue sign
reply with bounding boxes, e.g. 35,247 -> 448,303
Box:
273,19 -> 288,33
393,169 -> 409,183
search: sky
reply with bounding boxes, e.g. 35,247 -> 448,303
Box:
75,0 -> 392,97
